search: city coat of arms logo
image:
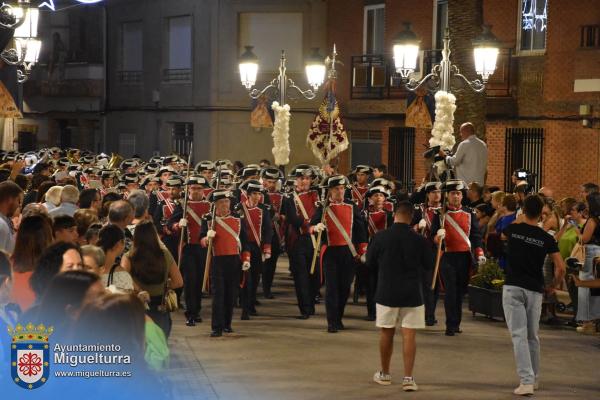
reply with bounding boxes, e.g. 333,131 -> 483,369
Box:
8,323 -> 53,390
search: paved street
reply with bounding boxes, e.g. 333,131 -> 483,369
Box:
165,258 -> 600,400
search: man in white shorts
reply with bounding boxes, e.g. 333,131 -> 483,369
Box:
366,201 -> 434,391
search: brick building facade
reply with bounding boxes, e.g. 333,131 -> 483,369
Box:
327,0 -> 600,199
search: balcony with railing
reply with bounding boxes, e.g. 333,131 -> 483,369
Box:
349,48 -> 514,116
163,69 -> 192,82
117,70 -> 142,84
24,62 -> 105,98
350,50 -> 442,100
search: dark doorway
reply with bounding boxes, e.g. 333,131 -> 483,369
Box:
17,131 -> 35,152
388,127 -> 416,192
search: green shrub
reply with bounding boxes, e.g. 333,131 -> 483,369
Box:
469,259 -> 505,290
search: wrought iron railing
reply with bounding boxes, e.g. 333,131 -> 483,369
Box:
350,51 -> 441,100
117,70 -> 142,83
163,68 -> 192,82
350,49 -> 513,99
172,122 -> 193,157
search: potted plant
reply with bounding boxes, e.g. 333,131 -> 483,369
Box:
468,259 -> 505,320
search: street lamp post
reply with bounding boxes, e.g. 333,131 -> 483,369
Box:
238,47 -> 326,103
392,24 -> 500,93
0,0 -> 42,83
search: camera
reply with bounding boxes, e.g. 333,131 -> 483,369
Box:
565,257 -> 583,275
423,145 -> 440,160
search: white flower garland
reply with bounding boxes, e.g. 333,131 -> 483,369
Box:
429,90 -> 457,151
271,101 -> 291,166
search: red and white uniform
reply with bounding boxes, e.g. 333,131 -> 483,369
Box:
157,189 -> 171,202
366,209 -> 390,238
242,203 -> 272,255
202,188 -> 214,199
416,204 -> 439,238
433,206 -> 484,258
292,190 -> 318,235
266,191 -> 285,242
312,200 -> 368,255
210,214 -> 250,263
186,200 -> 211,245
350,184 -> 369,210
267,191 -> 284,214
383,201 -> 394,213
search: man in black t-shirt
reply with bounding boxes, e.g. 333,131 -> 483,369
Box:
367,201 -> 434,391
501,195 -> 565,396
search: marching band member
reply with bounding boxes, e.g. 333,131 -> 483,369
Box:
349,165 -> 372,210
168,175 -> 212,327
261,167 -> 285,299
281,164 -> 320,319
371,177 -> 396,212
237,180 -> 273,319
122,173 -> 140,199
364,185 -> 394,321
153,175 -> 184,261
200,189 -> 250,338
431,180 -> 485,336
195,160 -> 216,197
310,175 -> 368,333
413,182 -> 442,326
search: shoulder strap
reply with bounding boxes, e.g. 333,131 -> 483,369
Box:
445,213 -> 472,249
367,212 -> 379,235
293,191 -> 310,219
187,207 -> 203,227
164,200 -> 174,214
215,217 -> 242,252
326,207 -> 358,257
241,203 -> 262,244
351,185 -> 364,204
292,191 -> 317,249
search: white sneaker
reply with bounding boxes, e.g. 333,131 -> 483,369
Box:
402,377 -> 418,392
373,371 -> 391,386
514,384 -> 534,396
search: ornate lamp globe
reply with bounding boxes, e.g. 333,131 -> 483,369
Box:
392,22 -> 421,79
472,25 -> 500,83
238,45 -> 259,90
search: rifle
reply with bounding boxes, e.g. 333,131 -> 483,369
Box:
310,189 -> 329,275
201,165 -> 222,293
431,190 -> 447,290
178,143 -> 194,263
